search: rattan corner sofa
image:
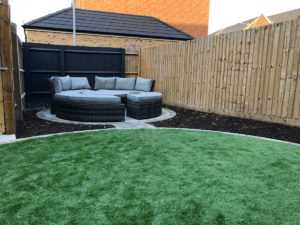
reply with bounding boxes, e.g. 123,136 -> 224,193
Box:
49,75 -> 162,122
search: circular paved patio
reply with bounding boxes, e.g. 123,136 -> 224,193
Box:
37,108 -> 176,129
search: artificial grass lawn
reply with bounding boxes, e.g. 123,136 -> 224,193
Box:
0,129 -> 300,225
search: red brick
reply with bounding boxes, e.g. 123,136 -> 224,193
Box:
76,0 -> 210,38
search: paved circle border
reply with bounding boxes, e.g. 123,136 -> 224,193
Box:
36,108 -> 176,126
1,127 -> 299,147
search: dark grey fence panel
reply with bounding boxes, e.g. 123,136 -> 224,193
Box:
23,43 -> 125,102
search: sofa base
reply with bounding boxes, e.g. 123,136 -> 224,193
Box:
127,100 -> 162,120
55,100 -> 125,122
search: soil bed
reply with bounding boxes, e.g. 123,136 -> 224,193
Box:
150,105 -> 300,144
18,103 -> 300,144
16,103 -> 113,139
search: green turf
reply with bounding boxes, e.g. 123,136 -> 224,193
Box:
0,129 -> 300,225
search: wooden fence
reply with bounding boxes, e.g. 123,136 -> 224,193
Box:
140,18 -> 300,127
0,0 -> 15,134
125,49 -> 140,78
24,43 -> 125,102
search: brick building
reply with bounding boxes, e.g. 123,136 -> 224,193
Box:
23,8 -> 193,49
76,0 -> 210,38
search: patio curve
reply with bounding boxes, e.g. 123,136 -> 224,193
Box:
36,108 -> 176,129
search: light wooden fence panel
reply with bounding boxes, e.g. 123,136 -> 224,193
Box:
125,49 -> 140,78
140,18 -> 300,127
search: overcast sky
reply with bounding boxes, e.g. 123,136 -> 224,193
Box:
9,0 -> 300,41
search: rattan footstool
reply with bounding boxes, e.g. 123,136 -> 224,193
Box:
126,92 -> 163,119
54,93 -> 125,122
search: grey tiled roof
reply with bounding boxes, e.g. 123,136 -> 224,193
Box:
23,8 -> 193,40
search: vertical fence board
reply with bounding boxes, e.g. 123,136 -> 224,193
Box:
245,29 -> 255,112
277,21 -> 291,116
266,24 -> 280,115
225,32 -> 234,110
237,30 -> 246,112
293,20 -> 300,119
253,27 -> 265,113
249,28 -> 260,112
221,33 -> 230,110
257,27 -> 269,114
287,20 -> 300,118
282,20 -> 297,117
262,25 -> 274,115
271,22 -> 285,116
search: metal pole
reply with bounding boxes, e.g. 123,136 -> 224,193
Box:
73,0 -> 76,46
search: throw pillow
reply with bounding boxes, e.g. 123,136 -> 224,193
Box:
94,77 -> 116,90
115,78 -> 136,90
70,77 -> 91,90
135,77 -> 153,92
58,75 -> 71,91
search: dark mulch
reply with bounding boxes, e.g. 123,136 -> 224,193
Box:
16,103 -> 113,139
150,105 -> 300,144
17,103 -> 300,144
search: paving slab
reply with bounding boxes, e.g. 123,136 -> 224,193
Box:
0,134 -> 16,145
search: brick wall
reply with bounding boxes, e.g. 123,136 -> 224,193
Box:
76,0 -> 210,38
26,30 -> 177,48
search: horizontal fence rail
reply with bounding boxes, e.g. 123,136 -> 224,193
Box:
140,18 -> 300,127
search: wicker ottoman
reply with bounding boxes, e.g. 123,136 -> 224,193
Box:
54,93 -> 125,122
127,92 -> 163,119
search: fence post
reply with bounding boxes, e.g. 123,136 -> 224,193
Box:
0,0 -> 15,134
11,23 -> 23,121
60,46 -> 65,75
23,43 -> 31,101
121,48 -> 125,77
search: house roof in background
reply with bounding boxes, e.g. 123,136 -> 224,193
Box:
268,8 -> 300,23
23,8 -> 193,41
212,8 -> 300,35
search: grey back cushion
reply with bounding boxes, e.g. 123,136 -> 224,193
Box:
58,75 -> 71,91
51,76 -> 63,93
94,77 -> 116,90
115,78 -> 136,90
70,77 -> 91,90
135,77 -> 153,92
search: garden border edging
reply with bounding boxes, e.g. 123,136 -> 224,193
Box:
1,128 -> 299,147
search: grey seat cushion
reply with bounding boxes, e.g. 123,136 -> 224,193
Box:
56,90 -> 86,96
70,77 -> 91,90
78,89 -> 141,98
51,76 -> 63,93
94,89 -> 141,98
55,91 -> 121,104
58,75 -> 71,91
94,77 -> 116,90
135,77 -> 153,92
115,78 -> 136,90
127,92 -> 163,103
